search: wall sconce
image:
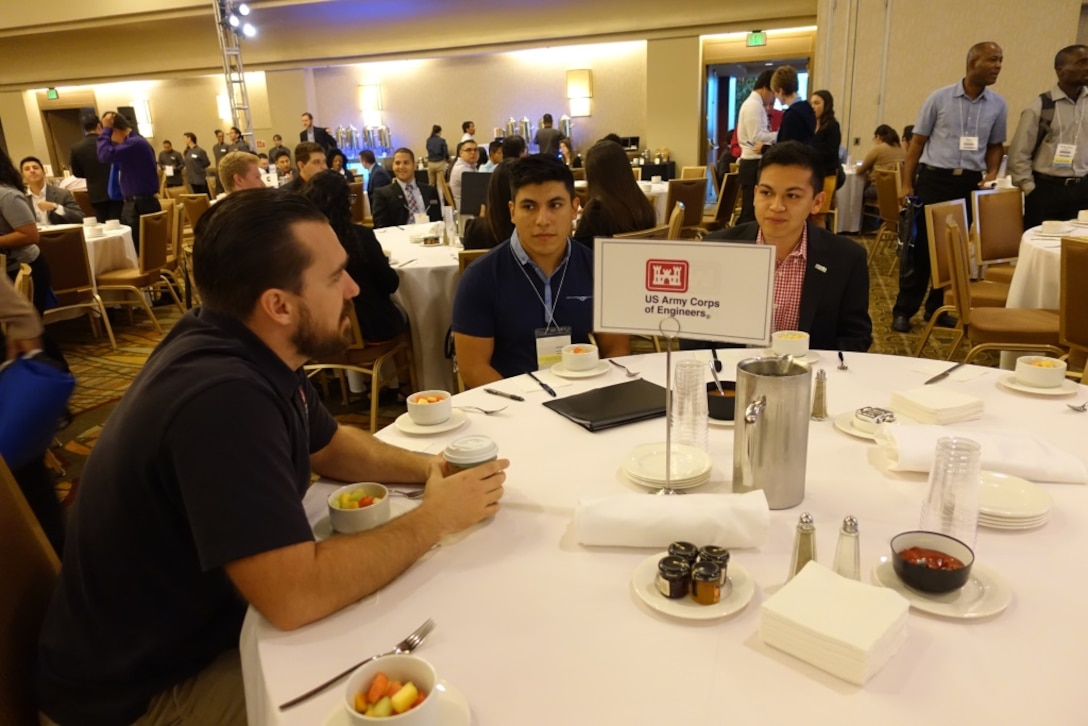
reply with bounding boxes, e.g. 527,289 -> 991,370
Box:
566,69 -> 593,118
132,98 -> 154,137
360,84 -> 383,127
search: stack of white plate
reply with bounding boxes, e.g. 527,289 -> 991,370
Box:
622,442 -> 712,490
978,471 -> 1053,530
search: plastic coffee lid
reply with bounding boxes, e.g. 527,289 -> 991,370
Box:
443,435 -> 499,466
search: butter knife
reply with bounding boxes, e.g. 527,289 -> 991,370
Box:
924,361 -> 966,385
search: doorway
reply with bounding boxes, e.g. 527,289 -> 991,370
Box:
42,109 -> 87,176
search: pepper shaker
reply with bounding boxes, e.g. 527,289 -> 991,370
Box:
811,369 -> 829,421
788,512 -> 817,581
832,515 -> 861,581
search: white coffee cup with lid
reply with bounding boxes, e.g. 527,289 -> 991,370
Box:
443,435 -> 499,473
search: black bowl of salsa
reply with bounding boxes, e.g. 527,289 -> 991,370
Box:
705,382 -> 736,421
890,531 -> 974,593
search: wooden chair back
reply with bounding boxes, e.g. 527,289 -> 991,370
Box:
873,169 -> 901,226
180,194 -> 211,230
349,182 -> 366,223
12,264 -> 33,305
631,167 -> 642,182
817,174 -> 836,214
138,211 -> 171,273
972,188 -> 1023,266
706,172 -> 740,227
925,199 -> 969,290
0,455 -> 61,726
665,178 -> 706,226
37,228 -> 94,295
436,174 -> 455,210
1061,236 -> 1088,355
680,165 -> 707,180
944,218 -> 974,326
667,202 -> 686,239
458,249 -> 488,276
614,224 -> 671,239
71,189 -> 95,217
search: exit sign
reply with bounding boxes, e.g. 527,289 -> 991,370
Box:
746,31 -> 767,47
46,88 -> 59,100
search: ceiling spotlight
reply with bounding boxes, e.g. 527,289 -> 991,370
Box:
238,3 -> 250,15
242,23 -> 257,38
228,14 -> 240,27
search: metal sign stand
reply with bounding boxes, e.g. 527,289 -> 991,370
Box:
657,316 -> 681,496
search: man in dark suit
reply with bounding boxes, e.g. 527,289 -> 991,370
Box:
371,147 -> 442,228
705,141 -> 872,352
69,115 -> 120,221
299,112 -> 336,153
359,149 -> 391,202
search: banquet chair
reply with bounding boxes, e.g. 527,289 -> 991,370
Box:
96,211 -> 183,334
812,175 -> 838,232
868,169 -> 901,270
913,200 -> 1009,358
614,224 -> 671,239
945,218 -> 1062,364
702,172 -> 740,231
180,194 -> 211,231
36,227 -> 117,350
157,199 -> 183,292
1060,237 -> 1088,382
445,249 -> 492,392
631,167 -> 642,182
0,455 -> 61,726
571,168 -> 586,181
12,263 -> 33,304
667,202 -> 686,239
305,307 -> 417,433
71,189 -> 95,218
348,181 -> 366,223
971,188 -> 1023,284
680,166 -> 707,180
436,174 -> 456,210
664,178 -> 707,228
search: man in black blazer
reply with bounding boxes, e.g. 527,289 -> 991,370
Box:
371,147 -> 443,228
69,115 -> 120,220
299,112 -> 336,153
705,141 -> 872,352
359,149 -> 391,202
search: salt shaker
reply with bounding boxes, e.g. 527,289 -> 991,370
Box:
787,512 -> 817,581
811,369 -> 829,421
832,515 -> 861,580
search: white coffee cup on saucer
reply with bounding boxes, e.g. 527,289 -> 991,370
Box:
105,219 -> 121,230
82,217 -> 97,226
413,212 -> 430,225
1041,220 -> 1065,235
771,330 -> 810,357
85,225 -> 104,238
651,175 -> 663,183
1078,210 -> 1088,223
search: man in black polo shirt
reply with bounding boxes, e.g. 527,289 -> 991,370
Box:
35,189 -> 509,725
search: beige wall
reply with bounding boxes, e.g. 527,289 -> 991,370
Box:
646,37 -> 704,168
816,0 -> 1082,161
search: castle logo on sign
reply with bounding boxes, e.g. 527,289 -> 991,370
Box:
646,259 -> 688,293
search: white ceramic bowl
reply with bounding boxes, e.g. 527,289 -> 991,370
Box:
1041,220 -> 1065,234
406,390 -> 452,425
82,217 -> 98,226
345,654 -> 438,725
561,343 -> 599,371
1079,210 -> 1088,223
771,330 -> 810,357
1014,356 -> 1066,389
105,219 -> 121,229
85,225 -> 104,238
327,482 -> 390,534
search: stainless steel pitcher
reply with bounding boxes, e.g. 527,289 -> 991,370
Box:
732,356 -> 812,509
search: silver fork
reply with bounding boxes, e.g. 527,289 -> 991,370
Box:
279,618 -> 436,709
389,488 -> 426,499
455,405 -> 508,415
1068,401 -> 1088,412
609,359 -> 639,377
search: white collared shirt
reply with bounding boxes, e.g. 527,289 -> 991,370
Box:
395,178 -> 427,214
27,185 -> 51,224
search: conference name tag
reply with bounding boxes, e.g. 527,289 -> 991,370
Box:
959,136 -> 979,152
535,326 -> 571,370
1053,143 -> 1076,168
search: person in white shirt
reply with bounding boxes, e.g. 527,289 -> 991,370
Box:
480,140 -> 502,172
449,139 -> 479,211
20,156 -> 84,224
461,120 -> 476,142
736,69 -> 778,224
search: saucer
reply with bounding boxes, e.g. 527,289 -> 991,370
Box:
997,373 -> 1078,397
832,411 -> 914,441
1033,223 -> 1073,238
622,442 -> 713,487
325,679 -> 472,725
871,558 -> 1011,619
978,471 -> 1052,519
631,552 -> 755,620
394,409 -> 468,435
550,360 -> 609,379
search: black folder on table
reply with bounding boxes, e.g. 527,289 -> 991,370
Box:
542,379 -> 667,432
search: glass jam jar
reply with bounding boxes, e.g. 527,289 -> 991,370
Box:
690,561 -> 722,605
698,546 -> 730,586
667,541 -> 698,566
655,556 -> 691,599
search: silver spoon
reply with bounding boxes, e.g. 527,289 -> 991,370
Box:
837,352 -> 848,371
1067,401 -> 1088,412
708,360 -> 726,395
455,405 -> 508,415
609,359 -> 639,378
389,488 -> 426,499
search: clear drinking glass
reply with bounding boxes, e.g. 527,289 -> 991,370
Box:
919,437 -> 982,547
670,360 -> 709,452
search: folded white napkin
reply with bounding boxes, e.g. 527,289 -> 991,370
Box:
574,491 -> 769,548
760,562 -> 909,685
875,424 -> 1087,484
891,386 -> 984,425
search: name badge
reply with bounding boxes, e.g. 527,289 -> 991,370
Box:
535,326 -> 572,370
1054,143 -> 1077,169
959,136 -> 979,152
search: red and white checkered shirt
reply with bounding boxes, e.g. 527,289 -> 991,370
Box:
757,224 -> 808,333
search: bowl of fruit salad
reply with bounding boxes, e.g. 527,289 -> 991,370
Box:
346,654 -> 437,724
561,343 -> 598,371
406,390 -> 452,426
328,482 -> 391,534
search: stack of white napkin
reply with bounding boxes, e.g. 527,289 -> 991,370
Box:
760,562 -> 909,685
574,491 -> 769,548
891,386 -> 984,424
875,424 -> 1088,484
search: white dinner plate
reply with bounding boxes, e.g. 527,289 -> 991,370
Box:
394,409 -> 468,435
550,360 -> 610,379
1032,224 -> 1074,238
979,515 -> 1049,531
622,442 -> 712,485
871,558 -> 1011,619
831,411 -> 914,441
325,679 -> 472,726
626,472 -> 711,490
748,349 -> 821,364
978,471 -> 1052,519
631,552 -> 755,621
997,373 -> 1078,397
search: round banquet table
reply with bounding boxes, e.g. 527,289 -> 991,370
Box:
40,223 -> 137,283
834,168 -> 866,234
241,350 -> 1086,725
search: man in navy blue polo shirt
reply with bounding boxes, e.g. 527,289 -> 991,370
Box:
452,154 -> 629,389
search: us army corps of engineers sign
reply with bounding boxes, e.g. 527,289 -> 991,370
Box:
592,237 -> 774,345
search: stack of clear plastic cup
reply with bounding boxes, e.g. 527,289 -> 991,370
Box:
919,437 -> 982,547
670,359 -> 709,452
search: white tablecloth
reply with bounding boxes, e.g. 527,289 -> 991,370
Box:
1005,224 -> 1080,310
243,350 -> 1086,725
373,225 -> 459,391
835,168 -> 865,234
41,223 -> 137,278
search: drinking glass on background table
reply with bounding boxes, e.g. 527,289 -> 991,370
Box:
671,360 -> 709,452
919,437 -> 981,547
